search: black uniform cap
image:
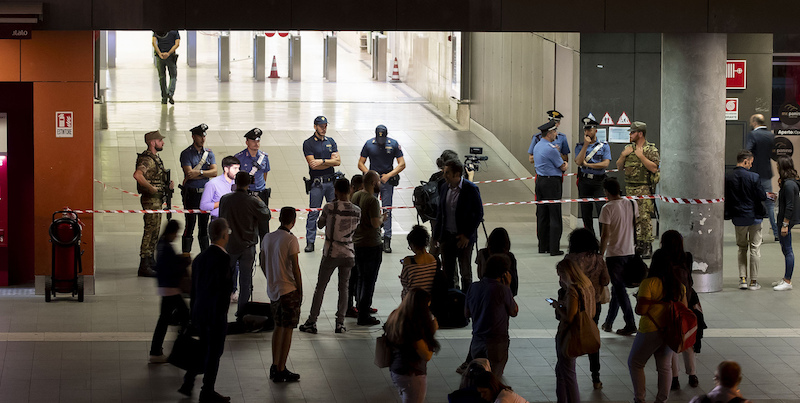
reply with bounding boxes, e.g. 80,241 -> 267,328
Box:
244,128 -> 262,140
538,120 -> 557,133
190,123 -> 208,136
547,110 -> 564,121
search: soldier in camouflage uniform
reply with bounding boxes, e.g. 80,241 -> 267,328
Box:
616,121 -> 660,258
133,131 -> 174,276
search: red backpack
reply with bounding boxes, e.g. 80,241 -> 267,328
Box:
650,300 -> 698,353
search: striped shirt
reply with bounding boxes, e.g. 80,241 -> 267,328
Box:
400,255 -> 439,300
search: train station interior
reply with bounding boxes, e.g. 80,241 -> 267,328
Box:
2,2 -> 800,400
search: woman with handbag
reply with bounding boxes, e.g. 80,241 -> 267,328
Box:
628,248 -> 688,403
565,228 -> 610,390
385,288 -> 441,403
551,259 -> 597,403
774,155 -> 800,291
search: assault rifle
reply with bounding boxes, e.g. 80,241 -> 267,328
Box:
164,169 -> 174,219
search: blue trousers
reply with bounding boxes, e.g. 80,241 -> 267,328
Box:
780,227 -> 794,280
379,182 -> 395,239
306,181 -> 335,242
760,177 -> 778,238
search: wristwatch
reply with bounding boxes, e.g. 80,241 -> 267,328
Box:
783,222 -> 789,228
322,158 -> 326,164
200,169 -> 204,177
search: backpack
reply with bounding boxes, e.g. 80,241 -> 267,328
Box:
433,288 -> 469,329
413,180 -> 440,222
651,299 -> 698,353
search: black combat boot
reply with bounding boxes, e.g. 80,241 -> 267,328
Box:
198,236 -> 209,251
182,236 -> 193,254
382,237 -> 392,253
304,242 -> 314,252
138,257 -> 157,277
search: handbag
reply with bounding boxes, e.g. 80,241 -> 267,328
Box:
374,334 -> 392,368
560,288 -> 601,358
599,285 -> 611,304
623,200 -> 648,288
168,327 -> 205,373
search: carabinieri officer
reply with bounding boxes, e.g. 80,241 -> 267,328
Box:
574,115 -> 611,236
179,123 -> 217,253
534,120 -> 569,256
303,115 -> 341,252
357,124 -> 406,253
234,128 -> 271,199
528,110 -> 570,165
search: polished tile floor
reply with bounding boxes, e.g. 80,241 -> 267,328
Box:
3,31 -> 800,402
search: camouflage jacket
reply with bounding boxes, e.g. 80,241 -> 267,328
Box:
136,150 -> 167,196
623,141 -> 660,187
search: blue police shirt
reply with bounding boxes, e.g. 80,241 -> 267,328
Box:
179,145 -> 216,189
360,138 -> 403,174
528,132 -> 570,156
303,134 -> 338,178
234,149 -> 270,192
574,141 -> 611,176
534,139 -> 564,176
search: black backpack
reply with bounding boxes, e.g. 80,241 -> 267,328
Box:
413,180 -> 440,223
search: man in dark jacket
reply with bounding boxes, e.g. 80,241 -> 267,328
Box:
433,159 -> 484,293
180,218 -> 233,402
219,171 -> 270,319
725,150 -> 767,290
745,114 -> 777,240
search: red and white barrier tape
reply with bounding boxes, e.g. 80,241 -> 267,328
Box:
69,194 -> 721,214
393,169 -> 621,190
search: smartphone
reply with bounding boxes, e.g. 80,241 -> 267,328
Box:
545,298 -> 555,304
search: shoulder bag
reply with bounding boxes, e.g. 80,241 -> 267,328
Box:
560,288 -> 601,358
374,333 -> 392,368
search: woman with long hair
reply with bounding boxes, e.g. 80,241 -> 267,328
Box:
774,155 -> 800,291
400,225 -> 439,300
628,244 -> 688,403
385,288 -> 441,403
475,227 -> 519,295
565,228 -> 610,389
657,230 -> 701,390
551,259 -> 596,403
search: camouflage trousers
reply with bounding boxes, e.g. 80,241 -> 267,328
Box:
627,185 -> 655,243
140,196 -> 163,258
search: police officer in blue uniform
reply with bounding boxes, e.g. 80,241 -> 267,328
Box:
534,120 -> 569,256
574,115 -> 611,236
234,128 -> 271,206
179,123 -> 217,253
357,124 -> 406,253
528,110 -> 570,165
303,116 -> 341,252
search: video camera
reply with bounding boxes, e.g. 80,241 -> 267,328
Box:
464,147 -> 489,172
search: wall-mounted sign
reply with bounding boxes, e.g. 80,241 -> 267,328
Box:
617,112 -> 630,125
600,112 -> 614,126
726,60 -> 746,89
773,136 -> 794,159
596,128 -> 607,143
779,102 -> 800,126
0,25 -> 32,39
608,126 -> 629,143
725,98 -> 739,120
56,112 -> 73,138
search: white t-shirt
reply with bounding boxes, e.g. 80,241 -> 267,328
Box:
598,198 -> 639,257
262,228 -> 300,301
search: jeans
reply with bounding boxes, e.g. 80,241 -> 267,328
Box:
355,245 -> 382,319
628,331 -> 673,403
734,224 -> 762,280
380,182 -> 395,238
230,246 -> 256,317
150,294 -> 189,355
156,53 -> 178,99
307,256 -> 353,325
470,337 -> 509,378
306,181 -> 335,241
440,232 -> 474,294
555,335 -> 579,403
760,177 -> 778,237
390,371 -> 427,403
588,302 -> 602,379
780,227 -> 794,280
604,256 -> 636,329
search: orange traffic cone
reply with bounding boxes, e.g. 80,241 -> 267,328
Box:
390,57 -> 401,82
268,56 -> 280,78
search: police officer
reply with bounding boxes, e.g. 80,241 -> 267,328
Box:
534,120 -> 569,256
574,115 -> 611,236
133,130 -> 174,276
528,110 -> 570,165
179,123 -> 217,253
302,116 -> 341,252
616,121 -> 660,258
234,128 -> 271,214
357,124 -> 406,253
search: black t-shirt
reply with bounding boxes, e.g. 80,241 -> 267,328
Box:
153,31 -> 180,53
389,327 -> 428,375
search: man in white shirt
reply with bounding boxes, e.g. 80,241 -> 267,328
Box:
598,177 -> 638,336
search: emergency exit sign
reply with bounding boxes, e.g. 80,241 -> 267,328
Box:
56,112 -> 73,138
726,60 -> 746,89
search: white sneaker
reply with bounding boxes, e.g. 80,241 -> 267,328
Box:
749,282 -> 761,291
773,280 -> 793,291
739,278 -> 748,289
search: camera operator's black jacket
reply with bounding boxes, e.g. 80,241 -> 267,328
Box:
432,179 -> 483,244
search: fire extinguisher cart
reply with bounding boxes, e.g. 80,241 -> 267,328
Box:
46,211 -> 84,302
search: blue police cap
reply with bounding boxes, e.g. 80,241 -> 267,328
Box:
244,128 -> 262,140
375,125 -> 388,137
538,120 -> 557,133
314,116 -> 328,125
190,123 -> 208,136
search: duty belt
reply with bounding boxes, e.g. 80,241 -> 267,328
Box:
312,175 -> 336,184
185,187 -> 205,193
578,172 -> 606,180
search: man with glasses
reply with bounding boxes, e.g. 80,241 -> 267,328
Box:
616,121 -> 660,258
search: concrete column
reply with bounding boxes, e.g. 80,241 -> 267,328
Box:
186,31 -> 197,67
660,33 -> 727,292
